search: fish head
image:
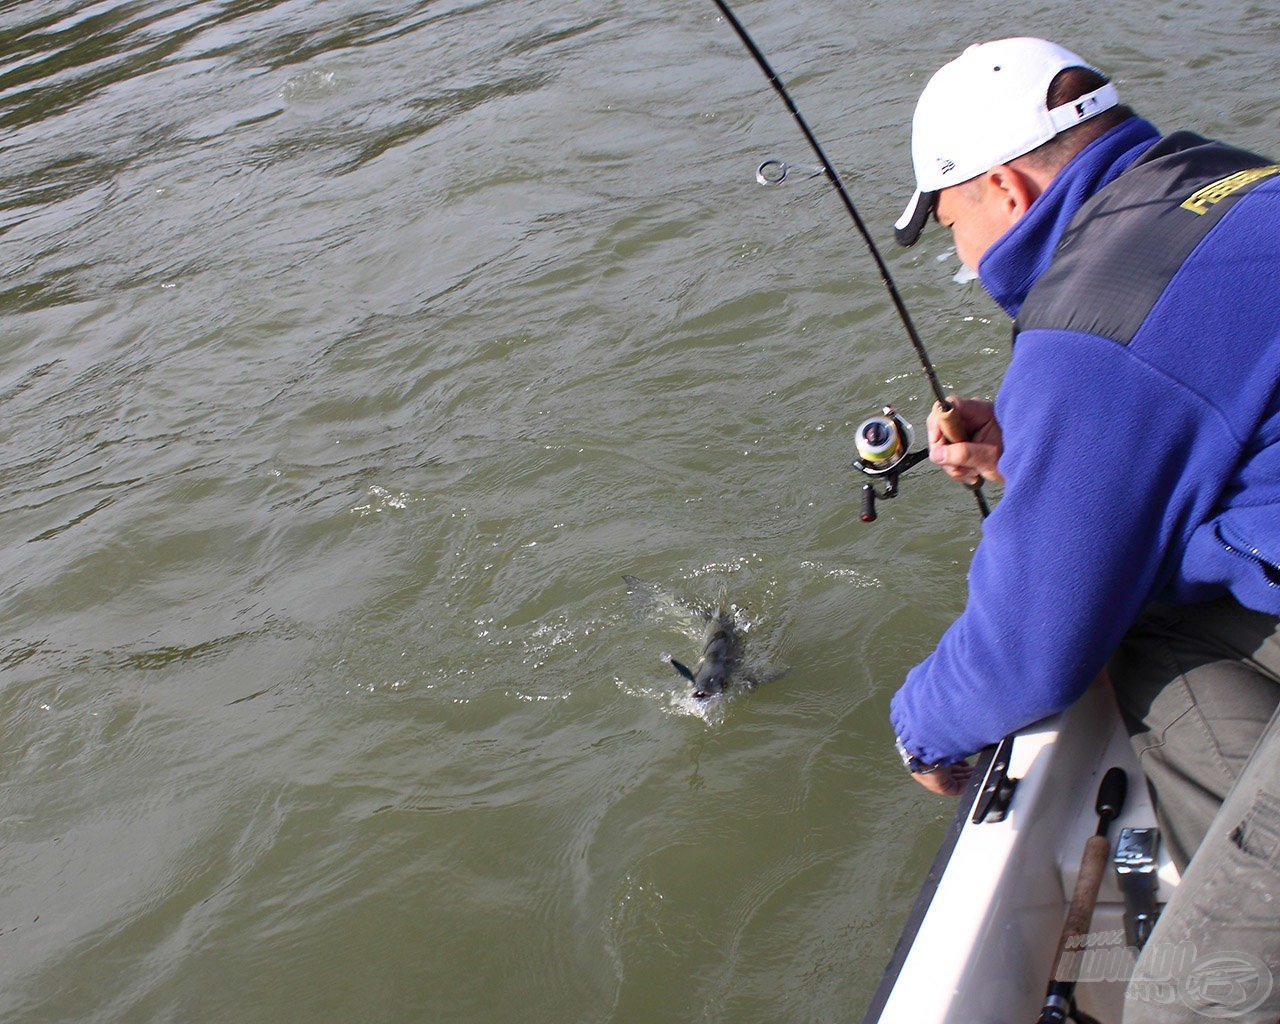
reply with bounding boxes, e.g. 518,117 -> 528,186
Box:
690,617 -> 735,699
690,662 -> 727,700
658,604 -> 741,702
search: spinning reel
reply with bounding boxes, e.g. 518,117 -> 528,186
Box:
707,0 -> 990,525
852,406 -> 929,523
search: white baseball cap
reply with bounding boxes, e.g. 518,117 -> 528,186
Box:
894,37 -> 1119,246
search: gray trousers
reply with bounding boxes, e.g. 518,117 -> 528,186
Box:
1109,596 -> 1280,1022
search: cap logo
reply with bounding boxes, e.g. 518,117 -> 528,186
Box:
937,157 -> 955,176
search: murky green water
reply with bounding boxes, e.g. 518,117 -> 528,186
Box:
2,1 -> 1276,1021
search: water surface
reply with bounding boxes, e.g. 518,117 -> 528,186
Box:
2,1 -> 1277,1020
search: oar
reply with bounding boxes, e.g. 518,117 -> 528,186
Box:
1037,766 -> 1127,1024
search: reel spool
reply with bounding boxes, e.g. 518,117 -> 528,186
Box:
852,407 -> 929,522
854,412 -> 912,475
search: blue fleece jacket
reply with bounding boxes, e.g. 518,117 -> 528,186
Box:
890,118 -> 1280,765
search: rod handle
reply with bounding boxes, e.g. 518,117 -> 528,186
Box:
931,397 -> 967,444
933,397 -> 991,518
1095,765 -> 1128,823
1049,833 -> 1110,980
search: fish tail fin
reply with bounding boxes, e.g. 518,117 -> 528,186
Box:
662,653 -> 697,684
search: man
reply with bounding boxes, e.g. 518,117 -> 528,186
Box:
889,37 -> 1280,1021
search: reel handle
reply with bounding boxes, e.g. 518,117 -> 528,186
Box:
860,482 -> 877,523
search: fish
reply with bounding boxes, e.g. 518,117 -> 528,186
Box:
665,608 -> 739,700
622,575 -> 743,701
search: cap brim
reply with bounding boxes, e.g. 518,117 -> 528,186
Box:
894,188 -> 936,247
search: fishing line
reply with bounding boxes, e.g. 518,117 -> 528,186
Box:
705,0 -> 990,520
707,0 -> 945,404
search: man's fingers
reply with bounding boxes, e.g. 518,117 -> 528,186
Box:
911,763 -> 973,797
931,440 -> 1002,484
930,440 -> 979,480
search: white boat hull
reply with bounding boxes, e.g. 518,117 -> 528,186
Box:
863,678 -> 1180,1023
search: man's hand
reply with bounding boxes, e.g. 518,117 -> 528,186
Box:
911,761 -> 975,796
928,396 -> 1005,485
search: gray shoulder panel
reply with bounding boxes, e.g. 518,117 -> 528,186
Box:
1015,134 -> 1279,345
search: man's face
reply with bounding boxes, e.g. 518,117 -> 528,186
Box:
934,176 -> 1017,272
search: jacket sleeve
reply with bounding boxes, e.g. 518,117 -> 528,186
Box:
889,328 -> 1236,764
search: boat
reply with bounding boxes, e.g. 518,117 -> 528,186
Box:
861,676 -> 1181,1023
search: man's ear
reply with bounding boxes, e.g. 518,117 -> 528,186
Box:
983,163 -> 1043,224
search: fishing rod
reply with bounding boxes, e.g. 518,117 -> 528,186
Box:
1037,767 -> 1127,1024
705,0 -> 989,522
